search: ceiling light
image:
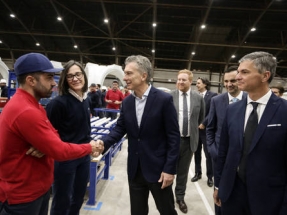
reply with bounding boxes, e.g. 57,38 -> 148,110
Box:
152,49 -> 155,53
112,47 -> 116,51
250,27 -> 256,32
36,43 -> 40,46
152,23 -> 157,27
57,17 -> 62,21
201,25 -> 206,29
231,55 -> 236,58
0,40 -> 2,44
10,14 -> 15,18
104,19 -> 109,23
74,45 -> 78,49
191,52 -> 195,55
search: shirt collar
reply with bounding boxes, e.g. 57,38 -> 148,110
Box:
247,89 -> 272,105
132,84 -> 151,99
68,88 -> 87,102
228,91 -> 243,101
179,88 -> 191,96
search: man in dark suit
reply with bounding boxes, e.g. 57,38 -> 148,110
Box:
191,77 -> 217,187
170,69 -> 205,213
100,55 -> 180,215
206,65 -> 247,215
214,51 -> 287,215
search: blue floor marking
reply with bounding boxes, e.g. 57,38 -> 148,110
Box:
84,202 -> 103,211
109,175 -> 114,180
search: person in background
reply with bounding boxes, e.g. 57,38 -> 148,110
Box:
105,80 -> 124,119
46,60 -> 95,215
270,85 -> 284,97
0,79 -> 8,97
170,69 -> 205,214
191,77 -> 217,187
0,53 -> 103,215
206,65 -> 247,215
214,51 -> 287,215
99,55 -> 180,215
123,85 -> 131,99
87,83 -> 102,116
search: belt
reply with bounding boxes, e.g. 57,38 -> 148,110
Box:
181,136 -> 190,139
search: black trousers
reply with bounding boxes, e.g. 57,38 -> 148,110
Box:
0,191 -> 50,215
221,174 -> 251,215
128,166 -> 177,215
194,129 -> 213,178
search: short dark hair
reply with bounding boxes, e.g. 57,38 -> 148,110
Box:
198,77 -> 211,90
112,80 -> 119,84
270,85 -> 284,95
224,65 -> 238,74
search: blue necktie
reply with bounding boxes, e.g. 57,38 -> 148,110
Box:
232,97 -> 239,103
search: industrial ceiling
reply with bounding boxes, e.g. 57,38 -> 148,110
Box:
0,0 -> 286,78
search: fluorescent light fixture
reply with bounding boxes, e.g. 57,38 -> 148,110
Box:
251,27 -> 256,31
10,14 -> 15,18
152,23 -> 157,27
112,47 -> 116,51
152,49 -> 155,53
192,52 -> 195,55
74,45 -> 78,49
57,17 -> 62,21
36,43 -> 40,46
201,25 -> 206,29
104,19 -> 109,23
231,55 -> 236,58
0,40 -> 2,44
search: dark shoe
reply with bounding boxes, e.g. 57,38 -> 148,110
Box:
191,173 -> 202,182
207,178 -> 213,187
176,200 -> 188,214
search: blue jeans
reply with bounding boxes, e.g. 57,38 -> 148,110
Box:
0,191 -> 50,215
50,155 -> 90,215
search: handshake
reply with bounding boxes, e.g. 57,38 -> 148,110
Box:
90,140 -> 104,157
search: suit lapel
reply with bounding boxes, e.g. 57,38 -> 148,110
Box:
249,94 -> 281,153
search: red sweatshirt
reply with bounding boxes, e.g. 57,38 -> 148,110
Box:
0,89 -> 92,204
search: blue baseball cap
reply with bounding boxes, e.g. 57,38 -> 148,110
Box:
13,53 -> 63,76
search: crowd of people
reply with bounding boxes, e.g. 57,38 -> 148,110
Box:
0,51 -> 286,215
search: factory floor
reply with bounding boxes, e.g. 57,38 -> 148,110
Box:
49,139 -> 215,215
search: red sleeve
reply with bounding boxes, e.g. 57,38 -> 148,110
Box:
14,109 -> 92,161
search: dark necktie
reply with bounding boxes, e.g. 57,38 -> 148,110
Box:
182,93 -> 188,137
238,102 -> 259,183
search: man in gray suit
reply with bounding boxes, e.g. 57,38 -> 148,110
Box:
170,69 -> 205,213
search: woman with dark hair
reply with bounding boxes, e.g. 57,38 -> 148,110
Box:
46,60 -> 91,215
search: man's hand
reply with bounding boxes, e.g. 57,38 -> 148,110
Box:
90,140 -> 104,157
213,189 -> 221,207
26,146 -> 45,158
158,172 -> 175,189
198,123 -> 205,129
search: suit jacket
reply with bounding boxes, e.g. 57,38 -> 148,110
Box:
202,90 -> 217,126
102,86 -> 180,183
215,94 -> 287,215
206,92 -> 247,159
170,90 -> 205,152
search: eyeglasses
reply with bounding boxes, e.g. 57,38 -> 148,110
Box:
66,72 -> 83,81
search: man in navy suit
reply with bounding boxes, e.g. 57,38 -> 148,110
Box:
206,65 -> 246,215
100,55 -> 180,215
214,51 -> 287,215
191,78 -> 217,187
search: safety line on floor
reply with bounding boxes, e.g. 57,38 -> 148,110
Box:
83,202 -> 103,210
189,169 -> 214,215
